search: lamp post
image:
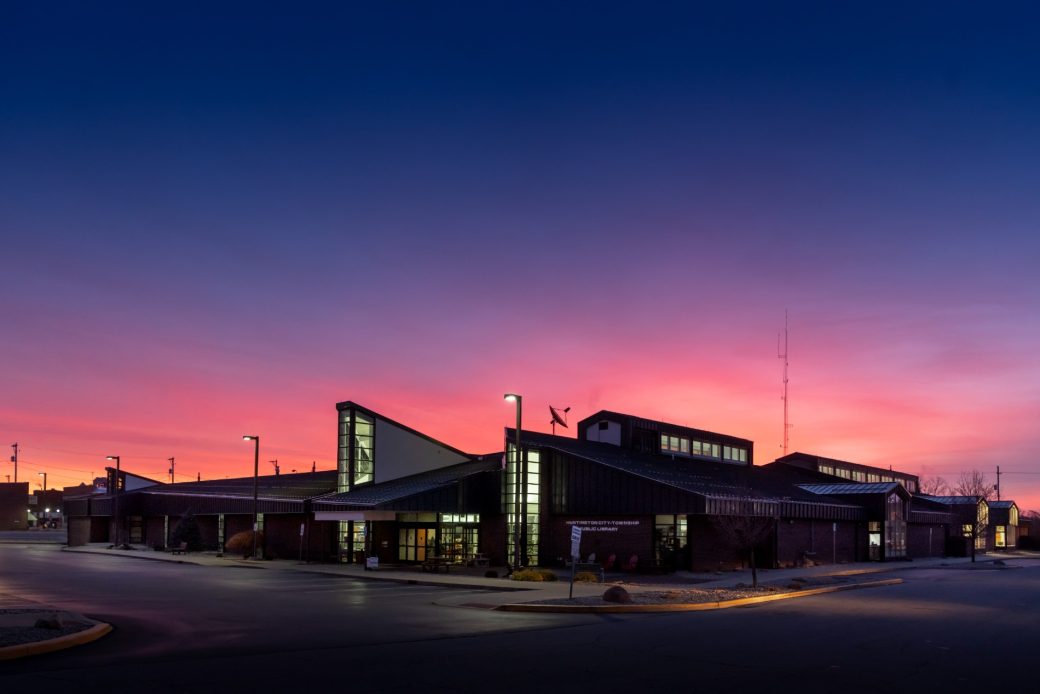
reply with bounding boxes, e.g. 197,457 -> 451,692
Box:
38,471 -> 46,491
106,456 -> 120,546
504,394 -> 523,569
243,435 -> 260,559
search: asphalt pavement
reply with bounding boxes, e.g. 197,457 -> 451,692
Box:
2,540 -> 1033,661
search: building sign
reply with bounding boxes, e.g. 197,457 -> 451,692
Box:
565,520 -> 641,533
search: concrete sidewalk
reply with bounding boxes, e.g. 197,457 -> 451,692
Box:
59,543 -> 1035,609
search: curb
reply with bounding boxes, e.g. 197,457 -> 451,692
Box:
494,577 -> 904,613
0,621 -> 113,661
62,547 -> 529,592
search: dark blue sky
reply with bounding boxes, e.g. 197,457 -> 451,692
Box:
3,3 -> 1039,504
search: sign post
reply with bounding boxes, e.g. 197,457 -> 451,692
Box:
569,526 -> 582,599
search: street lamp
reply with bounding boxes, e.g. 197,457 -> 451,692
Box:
504,394 -> 523,569
38,471 -> 46,491
243,435 -> 260,559
106,456 -> 120,547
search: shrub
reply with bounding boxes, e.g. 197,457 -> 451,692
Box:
574,571 -> 600,583
511,568 -> 558,582
169,514 -> 202,552
225,530 -> 264,559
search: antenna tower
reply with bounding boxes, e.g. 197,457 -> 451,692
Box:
778,311 -> 791,456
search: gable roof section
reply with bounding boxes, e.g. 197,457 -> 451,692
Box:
335,400 -> 472,458
918,495 -> 986,506
140,470 -> 337,502
798,482 -> 902,496
313,459 -> 499,509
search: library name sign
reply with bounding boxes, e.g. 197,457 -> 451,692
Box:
565,520 -> 641,533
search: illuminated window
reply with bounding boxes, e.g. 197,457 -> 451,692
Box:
852,471 -> 866,482
722,446 -> 748,463
819,465 -> 835,476
996,526 -> 1006,548
691,440 -> 720,458
338,408 -> 376,491
1010,507 -> 1019,526
503,445 -> 540,566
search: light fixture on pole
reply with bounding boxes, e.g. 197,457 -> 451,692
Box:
106,456 -> 120,547
243,436 -> 260,559
38,471 -> 47,491
504,394 -> 523,570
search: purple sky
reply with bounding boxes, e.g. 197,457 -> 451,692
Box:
2,3 -> 1038,507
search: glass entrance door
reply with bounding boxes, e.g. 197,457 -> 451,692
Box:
399,527 -> 437,562
868,521 -> 882,561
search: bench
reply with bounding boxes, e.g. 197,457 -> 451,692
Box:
421,556 -> 451,573
170,541 -> 188,555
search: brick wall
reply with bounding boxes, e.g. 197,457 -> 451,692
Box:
908,523 -> 947,558
546,515 -> 653,568
776,520 -> 858,567
67,517 -> 91,546
146,516 -> 167,548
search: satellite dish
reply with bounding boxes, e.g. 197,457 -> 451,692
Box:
549,405 -> 571,434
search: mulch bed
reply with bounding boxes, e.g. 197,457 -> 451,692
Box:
0,609 -> 94,648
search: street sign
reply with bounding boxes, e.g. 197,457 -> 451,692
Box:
570,526 -> 582,559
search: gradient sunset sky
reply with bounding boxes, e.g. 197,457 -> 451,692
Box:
3,3 -> 1039,509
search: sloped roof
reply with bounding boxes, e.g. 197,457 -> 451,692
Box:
989,500 -> 1016,509
514,430 -> 859,508
798,482 -> 901,496
918,495 -> 984,506
139,470 -> 337,501
314,459 -> 499,508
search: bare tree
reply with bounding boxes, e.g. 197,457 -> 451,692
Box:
712,500 -> 777,588
918,476 -> 950,496
953,470 -> 996,501
953,471 -> 993,562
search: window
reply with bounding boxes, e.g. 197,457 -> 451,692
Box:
852,471 -> 866,482
691,440 -> 720,458
503,445 -> 540,566
819,464 -> 834,476
338,408 -> 376,491
1010,507 -> 1019,526
722,446 -> 748,463
598,421 -> 609,430
996,526 -> 1006,548
867,473 -> 879,483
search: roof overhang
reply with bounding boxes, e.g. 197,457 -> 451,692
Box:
314,510 -> 398,522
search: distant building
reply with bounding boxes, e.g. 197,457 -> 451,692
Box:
0,482 -> 30,530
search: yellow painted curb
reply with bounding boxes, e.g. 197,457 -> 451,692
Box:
0,621 -> 113,661
495,578 -> 904,613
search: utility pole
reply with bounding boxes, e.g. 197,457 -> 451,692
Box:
996,465 -> 1001,501
10,443 -> 18,483
168,457 -> 175,484
269,459 -> 280,476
